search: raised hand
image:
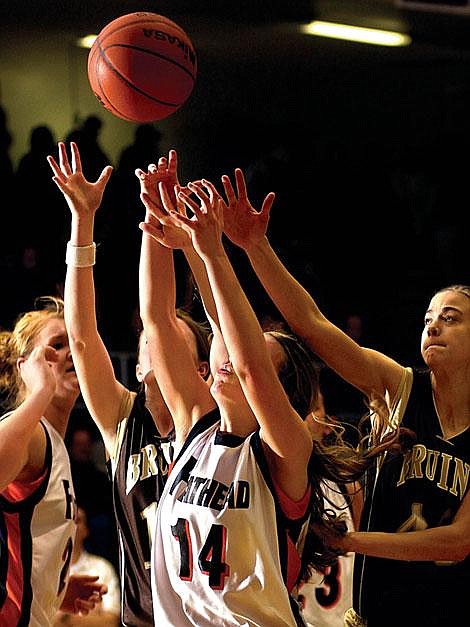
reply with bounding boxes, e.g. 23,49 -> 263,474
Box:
47,142 -> 113,216
215,168 -> 275,250
139,186 -> 191,250
168,179 -> 225,260
18,345 -> 58,399
135,149 -> 181,214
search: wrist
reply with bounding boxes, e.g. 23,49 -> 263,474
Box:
65,241 -> 96,267
245,235 -> 269,257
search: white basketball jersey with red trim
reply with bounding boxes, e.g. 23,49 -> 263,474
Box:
151,416 -> 304,626
0,418 -> 76,626
297,480 -> 354,627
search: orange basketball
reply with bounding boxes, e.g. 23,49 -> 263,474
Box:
87,12 -> 197,123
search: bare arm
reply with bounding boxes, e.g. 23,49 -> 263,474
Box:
48,142 -> 125,454
0,345 -> 55,490
219,168 -> 404,402
328,490 -> 470,562
137,153 -> 215,445
172,182 -> 313,500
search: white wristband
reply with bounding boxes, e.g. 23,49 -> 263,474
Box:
66,242 -> 96,267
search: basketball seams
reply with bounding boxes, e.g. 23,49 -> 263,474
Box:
92,41 -> 180,112
87,11 -> 197,122
103,44 -> 196,82
98,15 -> 195,54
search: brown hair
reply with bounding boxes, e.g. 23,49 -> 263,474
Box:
434,284 -> 470,299
176,308 -> 211,367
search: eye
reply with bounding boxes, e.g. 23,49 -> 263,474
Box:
424,316 -> 432,326
51,341 -> 65,350
442,314 -> 456,323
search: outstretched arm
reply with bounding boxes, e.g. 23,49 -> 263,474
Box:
325,488 -> 470,562
0,345 -> 56,490
171,181 -> 313,500
219,168 -> 404,403
137,153 -> 216,445
48,142 -> 124,454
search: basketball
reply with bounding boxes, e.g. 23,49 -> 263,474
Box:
87,12 -> 197,123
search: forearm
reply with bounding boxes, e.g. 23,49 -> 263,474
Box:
344,525 -> 470,562
246,237 -> 323,331
139,231 -> 213,436
0,390 -> 50,489
139,230 -> 176,327
203,247 -> 267,370
183,246 -> 219,333
246,237 -> 389,395
64,212 -> 99,342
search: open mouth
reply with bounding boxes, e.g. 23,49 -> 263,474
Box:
218,363 -> 233,375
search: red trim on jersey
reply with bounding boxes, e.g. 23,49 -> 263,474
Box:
2,511 -> 24,623
272,480 -> 311,591
273,481 -> 311,519
2,467 -> 48,502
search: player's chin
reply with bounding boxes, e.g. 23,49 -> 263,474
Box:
210,378 -> 230,397
422,347 -> 444,369
65,373 -> 81,393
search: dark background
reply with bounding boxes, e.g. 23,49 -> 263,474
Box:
1,0 -> 468,367
0,0 -> 468,594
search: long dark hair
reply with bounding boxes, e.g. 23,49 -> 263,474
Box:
266,329 -> 402,578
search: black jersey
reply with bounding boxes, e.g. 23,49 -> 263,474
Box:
354,368 -> 470,627
109,390 -> 173,626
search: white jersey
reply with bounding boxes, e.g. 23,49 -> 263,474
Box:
151,411 -> 310,627
297,480 -> 355,627
0,417 -> 76,626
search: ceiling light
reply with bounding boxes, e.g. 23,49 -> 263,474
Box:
76,34 -> 97,49
301,21 -> 411,47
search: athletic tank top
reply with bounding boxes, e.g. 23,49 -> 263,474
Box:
298,479 -> 355,627
0,417 -> 76,626
353,368 -> 470,626
151,410 -> 310,627
109,390 -> 173,626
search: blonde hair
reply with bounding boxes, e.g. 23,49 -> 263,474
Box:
0,296 -> 64,409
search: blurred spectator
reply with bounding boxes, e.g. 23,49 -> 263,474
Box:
97,124 -> 163,351
65,115 -> 111,180
67,427 -> 117,568
53,506 -> 121,626
115,123 -> 162,207
16,124 -> 66,286
0,103 -> 13,183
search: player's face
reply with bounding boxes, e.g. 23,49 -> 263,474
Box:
33,318 -> 79,398
211,333 -> 286,405
421,290 -> 470,372
137,322 -> 209,384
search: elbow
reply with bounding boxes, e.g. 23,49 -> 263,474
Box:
69,336 -> 87,355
